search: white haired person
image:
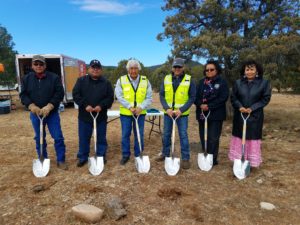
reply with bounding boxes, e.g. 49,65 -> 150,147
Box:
115,59 -> 153,165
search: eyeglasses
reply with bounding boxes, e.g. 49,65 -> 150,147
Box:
173,66 -> 183,69
205,68 -> 215,72
33,63 -> 44,67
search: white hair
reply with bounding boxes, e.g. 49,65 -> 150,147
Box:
126,59 -> 141,71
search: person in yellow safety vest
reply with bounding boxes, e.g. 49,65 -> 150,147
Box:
115,59 -> 153,165
156,58 -> 196,169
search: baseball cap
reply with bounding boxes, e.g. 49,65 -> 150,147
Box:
32,55 -> 46,64
89,59 -> 102,68
172,58 -> 185,67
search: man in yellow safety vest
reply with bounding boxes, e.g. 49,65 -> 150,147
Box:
156,58 -> 196,169
115,59 -> 153,165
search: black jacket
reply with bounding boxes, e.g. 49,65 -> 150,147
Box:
72,75 -> 114,123
231,77 -> 271,139
20,71 -> 64,112
195,75 -> 229,121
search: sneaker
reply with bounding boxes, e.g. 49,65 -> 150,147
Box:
155,154 -> 165,162
77,160 -> 88,167
57,162 -> 68,170
120,157 -> 130,165
182,160 -> 190,170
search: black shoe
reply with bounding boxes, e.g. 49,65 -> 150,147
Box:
120,157 -> 130,165
213,160 -> 219,166
77,160 -> 88,167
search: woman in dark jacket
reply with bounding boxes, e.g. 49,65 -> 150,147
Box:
195,60 -> 229,165
229,59 -> 271,167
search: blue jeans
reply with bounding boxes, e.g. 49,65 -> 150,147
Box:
120,115 -> 145,158
77,119 -> 108,162
30,111 -> 66,163
162,115 -> 190,160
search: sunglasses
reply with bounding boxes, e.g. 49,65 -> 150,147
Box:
173,66 -> 183,69
91,66 -> 101,69
33,63 -> 44,67
205,68 -> 215,72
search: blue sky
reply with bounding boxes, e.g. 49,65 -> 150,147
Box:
1,0 -> 173,66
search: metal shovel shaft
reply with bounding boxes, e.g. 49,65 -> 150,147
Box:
38,115 -> 45,160
201,110 -> 210,155
241,112 -> 250,161
133,115 -> 143,154
90,112 -> 99,155
171,116 -> 179,158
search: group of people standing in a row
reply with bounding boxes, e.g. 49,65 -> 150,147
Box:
20,55 -> 271,172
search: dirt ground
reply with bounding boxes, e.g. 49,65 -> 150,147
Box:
0,92 -> 299,225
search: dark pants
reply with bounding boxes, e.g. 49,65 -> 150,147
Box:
30,111 -> 66,163
198,120 -> 223,163
77,119 -> 108,162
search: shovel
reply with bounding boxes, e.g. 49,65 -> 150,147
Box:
233,112 -> 251,180
32,115 -> 50,178
133,115 -> 150,173
165,115 -> 180,176
88,112 -> 104,176
198,110 -> 213,171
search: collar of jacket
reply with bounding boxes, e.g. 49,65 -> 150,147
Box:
171,71 -> 185,79
241,76 -> 261,83
34,72 -> 46,79
205,74 -> 220,83
88,74 -> 104,82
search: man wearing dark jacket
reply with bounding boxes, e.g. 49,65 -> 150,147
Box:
20,55 -> 68,170
72,59 -> 114,167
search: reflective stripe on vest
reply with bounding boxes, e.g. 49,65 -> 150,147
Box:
120,75 -> 148,116
164,74 -> 191,115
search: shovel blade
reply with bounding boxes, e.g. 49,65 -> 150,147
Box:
233,159 -> 250,180
198,153 -> 213,172
135,155 -> 151,173
164,157 -> 180,176
32,158 -> 50,178
88,156 -> 104,176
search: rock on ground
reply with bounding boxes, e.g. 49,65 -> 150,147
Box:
260,202 -> 276,210
105,196 -> 127,220
72,204 -> 103,224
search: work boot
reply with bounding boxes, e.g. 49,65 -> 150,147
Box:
57,161 -> 68,170
155,154 -> 165,162
120,156 -> 130,165
77,160 -> 88,167
182,160 -> 190,170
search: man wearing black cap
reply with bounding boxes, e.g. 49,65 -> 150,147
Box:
157,58 -> 196,169
72,59 -> 114,167
20,55 -> 68,170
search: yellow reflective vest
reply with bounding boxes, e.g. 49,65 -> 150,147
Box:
164,74 -> 191,116
120,75 -> 148,116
